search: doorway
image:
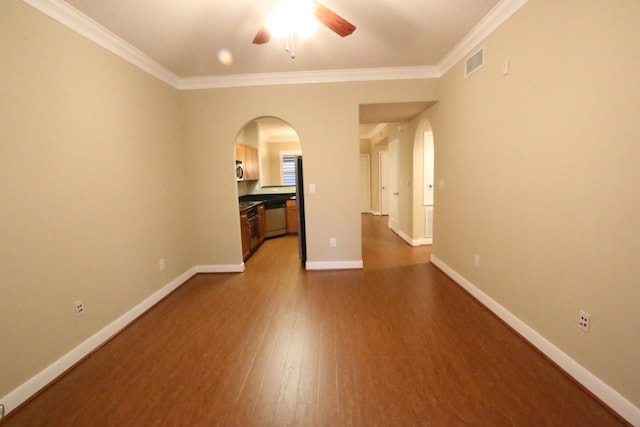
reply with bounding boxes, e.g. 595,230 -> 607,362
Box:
379,151 -> 390,215
388,139 -> 400,233
235,117 -> 305,266
423,131 -> 434,241
358,102 -> 436,266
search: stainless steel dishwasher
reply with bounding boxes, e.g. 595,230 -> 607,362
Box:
264,199 -> 287,238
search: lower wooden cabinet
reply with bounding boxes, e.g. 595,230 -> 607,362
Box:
241,202 -> 266,261
240,211 -> 251,260
286,199 -> 298,234
258,204 -> 266,243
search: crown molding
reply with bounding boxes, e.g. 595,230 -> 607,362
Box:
22,0 -> 527,90
21,0 -> 180,88
437,0 -> 528,75
176,66 -> 440,90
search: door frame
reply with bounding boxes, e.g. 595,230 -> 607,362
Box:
359,154 -> 371,213
388,139 -> 399,233
379,151 -> 390,216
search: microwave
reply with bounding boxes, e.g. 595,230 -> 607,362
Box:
235,160 -> 244,181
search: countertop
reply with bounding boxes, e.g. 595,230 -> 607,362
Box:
238,200 -> 263,212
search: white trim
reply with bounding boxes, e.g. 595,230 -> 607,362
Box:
360,154 -> 371,213
0,267 -> 198,415
176,66 -> 440,90
398,230 -> 432,247
369,210 -> 382,216
21,0 -> 180,88
437,0 -> 528,75
429,255 -> 640,426
414,237 -> 432,246
195,264 -> 245,273
305,260 -> 364,270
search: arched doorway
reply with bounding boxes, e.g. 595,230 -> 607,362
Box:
412,118 -> 435,245
234,117 -> 305,265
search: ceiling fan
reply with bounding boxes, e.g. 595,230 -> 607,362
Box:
253,0 -> 356,57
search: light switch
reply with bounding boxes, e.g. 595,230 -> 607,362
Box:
502,59 -> 510,76
309,184 -> 316,193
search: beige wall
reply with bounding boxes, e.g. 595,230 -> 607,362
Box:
1,0 -> 192,398
427,0 -> 640,407
179,80 -> 439,267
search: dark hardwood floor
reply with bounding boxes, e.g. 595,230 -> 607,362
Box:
4,215 -> 628,426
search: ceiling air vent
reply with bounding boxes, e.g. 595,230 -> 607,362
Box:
465,47 -> 485,78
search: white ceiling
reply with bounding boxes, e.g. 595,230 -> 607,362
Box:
63,0 -> 501,78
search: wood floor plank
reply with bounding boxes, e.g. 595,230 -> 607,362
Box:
314,279 -> 341,426
3,215 -> 630,426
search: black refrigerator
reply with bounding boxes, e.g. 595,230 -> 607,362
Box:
295,156 -> 306,266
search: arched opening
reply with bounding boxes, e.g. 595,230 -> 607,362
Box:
234,117 -> 305,266
412,118 -> 435,245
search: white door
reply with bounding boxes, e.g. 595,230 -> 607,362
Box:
424,132 -> 434,206
359,155 -> 370,213
424,132 -> 434,239
388,139 -> 399,233
379,151 -> 390,215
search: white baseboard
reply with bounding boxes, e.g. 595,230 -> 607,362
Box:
398,230 -> 432,247
369,210 -> 382,216
305,260 -> 364,270
430,255 -> 640,426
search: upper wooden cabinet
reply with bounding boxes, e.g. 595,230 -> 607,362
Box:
236,143 -> 259,181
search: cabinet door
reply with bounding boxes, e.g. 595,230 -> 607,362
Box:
258,204 -> 266,242
236,143 -> 246,163
286,199 -> 298,234
245,146 -> 259,180
236,143 -> 259,181
240,212 -> 251,260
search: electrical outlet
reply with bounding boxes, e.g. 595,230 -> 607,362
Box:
75,300 -> 85,317
473,255 -> 480,268
578,310 -> 591,333
329,238 -> 337,248
159,258 -> 166,271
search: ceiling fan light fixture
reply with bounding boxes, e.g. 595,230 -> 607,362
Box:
265,0 -> 318,40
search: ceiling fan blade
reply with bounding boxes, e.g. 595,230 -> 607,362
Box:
312,2 -> 356,37
253,25 -> 272,44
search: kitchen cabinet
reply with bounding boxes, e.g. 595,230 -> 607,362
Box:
245,146 -> 259,180
258,203 -> 266,243
286,199 -> 298,234
236,143 -> 259,181
235,143 -> 245,163
240,211 -> 251,260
